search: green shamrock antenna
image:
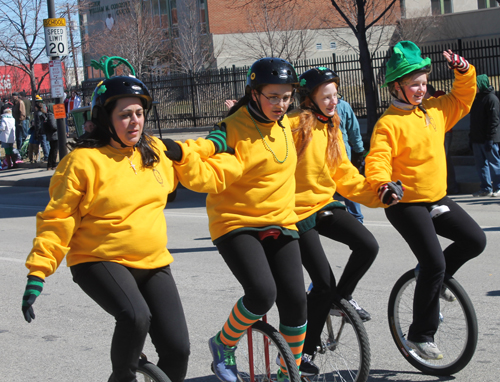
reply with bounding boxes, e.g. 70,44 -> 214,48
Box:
89,56 -> 136,79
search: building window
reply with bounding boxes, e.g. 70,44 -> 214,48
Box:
431,0 -> 452,15
316,43 -> 322,50
170,0 -> 178,38
200,0 -> 207,34
330,42 -> 337,49
478,0 -> 498,8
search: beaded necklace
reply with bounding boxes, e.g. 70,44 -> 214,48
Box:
247,106 -> 288,164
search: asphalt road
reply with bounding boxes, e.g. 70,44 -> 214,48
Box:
1,185 -> 498,382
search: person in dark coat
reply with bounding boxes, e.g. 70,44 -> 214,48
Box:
34,100 -> 58,170
469,74 -> 500,197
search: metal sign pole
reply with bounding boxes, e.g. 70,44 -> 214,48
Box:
46,0 -> 68,160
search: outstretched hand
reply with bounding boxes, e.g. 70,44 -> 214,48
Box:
22,275 -> 44,323
378,180 -> 405,206
162,138 -> 183,162
443,49 -> 470,73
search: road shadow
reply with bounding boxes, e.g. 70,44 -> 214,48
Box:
169,246 -> 217,254
367,369 -> 456,381
486,290 -> 500,297
0,186 -> 49,219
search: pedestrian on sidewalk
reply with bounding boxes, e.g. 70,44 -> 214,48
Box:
469,74 -> 500,197
0,103 -> 17,168
27,124 -> 40,163
12,92 -> 26,151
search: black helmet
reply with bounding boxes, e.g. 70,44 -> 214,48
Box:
298,67 -> 340,103
91,76 -> 152,120
246,58 -> 298,94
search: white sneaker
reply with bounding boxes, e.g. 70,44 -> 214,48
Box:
492,190 -> 500,197
440,285 -> 456,302
472,190 -> 493,197
406,340 -> 443,360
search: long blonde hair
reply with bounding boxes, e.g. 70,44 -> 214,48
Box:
292,90 -> 343,170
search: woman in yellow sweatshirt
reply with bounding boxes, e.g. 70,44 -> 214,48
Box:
287,67 -> 402,375
21,71 -> 223,382
167,58 -> 307,382
365,41 -> 486,361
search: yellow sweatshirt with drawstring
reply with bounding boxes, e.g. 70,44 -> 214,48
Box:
365,66 -> 476,203
288,113 -> 383,222
174,106 -> 299,241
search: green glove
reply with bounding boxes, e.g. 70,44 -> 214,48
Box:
22,275 -> 44,323
206,123 -> 235,154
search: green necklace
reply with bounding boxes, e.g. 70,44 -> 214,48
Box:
247,106 -> 288,164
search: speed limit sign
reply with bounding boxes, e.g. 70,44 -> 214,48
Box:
44,18 -> 69,57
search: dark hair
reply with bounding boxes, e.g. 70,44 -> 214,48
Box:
69,98 -> 160,168
227,84 -> 266,116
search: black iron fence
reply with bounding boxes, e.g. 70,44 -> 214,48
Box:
80,37 -> 500,130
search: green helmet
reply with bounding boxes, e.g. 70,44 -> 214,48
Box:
383,41 -> 431,87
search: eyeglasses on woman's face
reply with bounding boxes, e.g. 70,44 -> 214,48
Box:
260,92 -> 293,105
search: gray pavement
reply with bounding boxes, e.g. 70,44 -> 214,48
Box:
1,185 -> 499,382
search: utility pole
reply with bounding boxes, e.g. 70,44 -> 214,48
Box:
46,0 -> 68,159
67,3 -> 79,90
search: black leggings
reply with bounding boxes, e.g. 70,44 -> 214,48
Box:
299,208 -> 379,354
216,232 -> 307,327
385,196 -> 486,342
71,262 -> 190,382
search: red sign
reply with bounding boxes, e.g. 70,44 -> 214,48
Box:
0,62 -> 67,96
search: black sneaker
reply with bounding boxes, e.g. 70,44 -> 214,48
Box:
299,353 -> 319,376
348,299 -> 371,322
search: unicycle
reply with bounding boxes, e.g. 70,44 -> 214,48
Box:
211,316 -> 301,382
137,353 -> 172,382
302,298 -> 371,382
388,269 -> 478,376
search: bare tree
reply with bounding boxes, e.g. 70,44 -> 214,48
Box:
0,0 -> 48,99
87,0 -> 170,78
227,0 -> 317,63
392,9 -> 443,44
171,0 -> 217,74
235,0 -> 400,135
57,1 -> 88,91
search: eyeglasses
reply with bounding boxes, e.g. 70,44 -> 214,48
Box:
260,93 -> 293,105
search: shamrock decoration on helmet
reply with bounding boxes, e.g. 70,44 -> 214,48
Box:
90,56 -> 153,148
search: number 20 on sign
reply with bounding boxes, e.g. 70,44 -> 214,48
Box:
44,18 -> 69,57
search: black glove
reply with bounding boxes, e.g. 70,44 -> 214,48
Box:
351,150 -> 367,170
485,140 -> 494,152
162,138 -> 183,162
206,123 -> 235,155
447,53 -> 470,73
22,275 -> 44,323
378,180 -> 404,205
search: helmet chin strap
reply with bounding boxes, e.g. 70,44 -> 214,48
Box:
305,97 -> 334,125
396,81 -> 429,123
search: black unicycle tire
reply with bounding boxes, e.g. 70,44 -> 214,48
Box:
303,298 -> 370,382
236,320 -> 301,382
388,270 -> 478,376
137,357 -> 172,382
